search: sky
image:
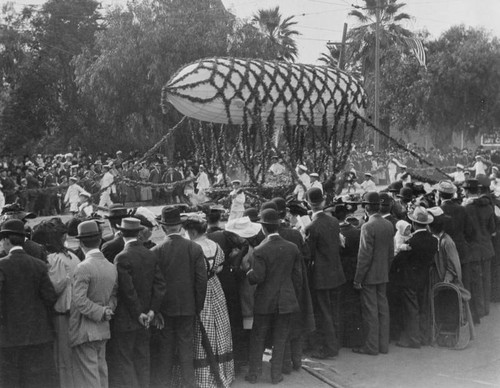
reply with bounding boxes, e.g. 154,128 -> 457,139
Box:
7,0 -> 500,64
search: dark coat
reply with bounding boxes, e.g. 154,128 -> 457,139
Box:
306,211 -> 346,289
339,222 -> 361,281
465,196 -> 496,261
354,213 -> 394,285
152,234 -> 207,316
102,234 -> 124,264
0,239 -> 48,262
113,241 -> 167,332
441,199 -> 473,264
0,249 -> 57,347
247,235 -> 302,315
381,213 -> 398,232
391,229 -> 438,289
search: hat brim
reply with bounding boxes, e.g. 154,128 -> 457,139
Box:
0,229 -> 26,238
116,226 -> 144,232
75,232 -> 101,239
158,215 -> 188,226
258,220 -> 280,225
407,214 -> 434,225
225,222 -> 262,238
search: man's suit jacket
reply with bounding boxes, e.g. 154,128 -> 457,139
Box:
247,235 -> 302,315
113,241 -> 167,332
69,250 -> 118,347
381,213 -> 398,232
149,168 -> 162,184
441,200 -> 473,264
0,249 -> 57,348
0,239 -> 47,262
391,229 -> 437,289
278,225 -> 311,263
354,213 -> 394,285
306,211 -> 346,289
152,234 -> 207,317
339,222 -> 361,281
102,234 -> 124,263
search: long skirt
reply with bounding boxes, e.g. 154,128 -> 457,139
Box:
193,276 -> 234,388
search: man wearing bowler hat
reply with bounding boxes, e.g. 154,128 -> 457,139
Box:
102,204 -> 129,263
305,187 -> 346,359
242,209 -> 302,384
69,220 -> 118,388
0,219 -> 58,388
352,192 -> 394,355
108,218 -> 166,388
151,206 -> 207,388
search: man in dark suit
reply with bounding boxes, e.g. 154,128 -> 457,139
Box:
305,187 -> 346,359
149,163 -> 163,205
392,207 -> 437,348
272,197 -> 313,372
108,218 -> 166,388
0,219 -> 58,388
102,204 -> 128,263
353,192 -> 394,355
243,209 -> 302,385
162,166 -> 183,204
151,207 -> 207,388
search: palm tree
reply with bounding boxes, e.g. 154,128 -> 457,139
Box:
251,6 -> 300,62
318,42 -> 341,67
347,0 -> 412,76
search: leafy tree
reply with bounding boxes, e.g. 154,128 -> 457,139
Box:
251,6 -> 299,62
74,0 -> 234,155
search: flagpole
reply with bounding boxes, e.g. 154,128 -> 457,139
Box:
374,0 -> 381,151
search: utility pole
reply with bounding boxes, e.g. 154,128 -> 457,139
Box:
374,0 -> 381,151
339,23 -> 348,70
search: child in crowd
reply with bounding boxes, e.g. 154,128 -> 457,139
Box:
394,220 -> 412,254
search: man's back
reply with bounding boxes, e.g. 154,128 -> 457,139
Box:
69,251 -> 117,347
248,235 -> 302,315
441,200 -> 472,262
355,214 -> 394,285
152,235 -> 207,316
0,249 -> 57,347
307,212 -> 345,289
113,241 -> 166,332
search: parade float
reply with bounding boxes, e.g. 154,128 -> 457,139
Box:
161,57 -> 367,203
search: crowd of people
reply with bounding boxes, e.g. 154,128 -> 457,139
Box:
1,144 -> 500,388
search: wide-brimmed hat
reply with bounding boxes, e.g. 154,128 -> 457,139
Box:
225,216 -> 261,238
259,209 -> 280,225
1,203 -> 36,220
362,192 -> 381,205
159,206 -> 187,226
116,217 -> 143,232
75,220 -> 101,239
437,180 -> 457,194
0,219 -> 27,238
408,206 -> 434,225
105,205 -> 128,220
306,187 -> 324,205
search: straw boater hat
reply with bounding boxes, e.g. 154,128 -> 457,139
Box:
456,163 -> 464,170
231,179 -> 241,185
225,216 -> 261,238
408,206 -> 434,225
298,164 -> 308,172
310,173 -> 319,178
364,172 -> 373,178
